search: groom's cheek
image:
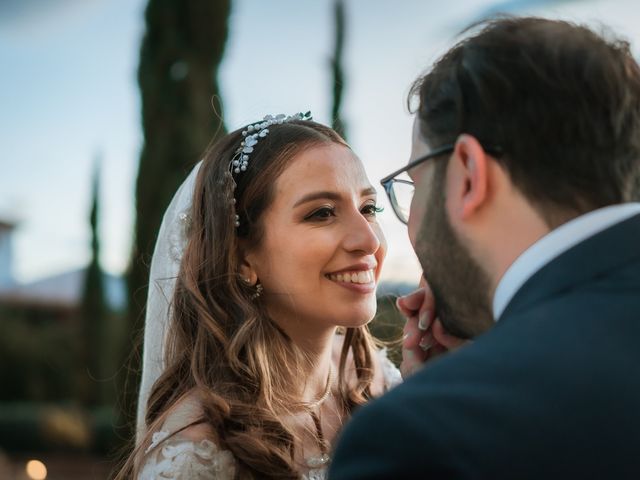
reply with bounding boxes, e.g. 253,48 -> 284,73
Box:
407,206 -> 423,247
408,186 -> 429,247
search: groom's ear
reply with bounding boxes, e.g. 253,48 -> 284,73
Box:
448,134 -> 490,223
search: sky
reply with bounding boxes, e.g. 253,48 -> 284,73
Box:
2,0 -> 640,285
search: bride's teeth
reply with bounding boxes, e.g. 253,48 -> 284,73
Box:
328,269 -> 375,284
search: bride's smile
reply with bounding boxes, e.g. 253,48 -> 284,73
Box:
325,264 -> 377,293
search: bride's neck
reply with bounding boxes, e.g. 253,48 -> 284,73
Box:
276,319 -> 337,404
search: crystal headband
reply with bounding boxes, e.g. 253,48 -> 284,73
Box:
230,111 -> 313,175
230,111 -> 313,227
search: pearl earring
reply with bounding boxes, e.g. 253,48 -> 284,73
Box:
251,283 -> 263,300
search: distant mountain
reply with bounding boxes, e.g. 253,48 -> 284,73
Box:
0,268 -> 126,312
376,280 -> 417,297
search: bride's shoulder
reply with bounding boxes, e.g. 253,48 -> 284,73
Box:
160,390 -> 209,433
138,391 -> 236,480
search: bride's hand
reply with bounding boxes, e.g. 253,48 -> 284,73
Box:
397,276 -> 467,379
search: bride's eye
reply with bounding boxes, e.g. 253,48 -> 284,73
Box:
361,203 -> 384,217
304,206 -> 336,221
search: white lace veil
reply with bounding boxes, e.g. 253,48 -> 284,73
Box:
136,161 -> 202,443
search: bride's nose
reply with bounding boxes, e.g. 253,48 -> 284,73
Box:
342,212 -> 381,255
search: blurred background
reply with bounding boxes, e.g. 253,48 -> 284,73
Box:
1,0 -> 639,478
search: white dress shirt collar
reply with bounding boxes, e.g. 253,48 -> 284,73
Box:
493,203 -> 640,321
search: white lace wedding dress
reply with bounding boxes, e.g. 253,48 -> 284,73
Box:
139,348 -> 402,480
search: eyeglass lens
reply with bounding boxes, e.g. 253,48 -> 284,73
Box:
390,181 -> 414,223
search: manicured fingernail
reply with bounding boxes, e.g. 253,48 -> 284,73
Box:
403,332 -> 412,341
418,311 -> 430,331
405,351 -> 414,360
419,337 -> 434,351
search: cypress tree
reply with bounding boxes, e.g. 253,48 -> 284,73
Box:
80,157 -> 106,407
331,0 -> 347,139
119,0 -> 231,441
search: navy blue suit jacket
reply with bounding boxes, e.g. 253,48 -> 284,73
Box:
330,213 -> 640,479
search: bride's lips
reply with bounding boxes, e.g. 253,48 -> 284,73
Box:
325,263 -> 377,294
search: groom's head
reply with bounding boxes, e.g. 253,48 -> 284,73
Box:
404,17 -> 640,337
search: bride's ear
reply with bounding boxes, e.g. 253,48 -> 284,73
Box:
237,242 -> 259,285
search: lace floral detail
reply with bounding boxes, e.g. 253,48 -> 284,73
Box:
145,431 -> 170,454
303,467 -> 327,480
139,431 -> 326,480
168,209 -> 191,263
139,434 -> 235,479
376,347 -> 403,390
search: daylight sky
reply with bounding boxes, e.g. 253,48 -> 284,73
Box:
2,0 -> 639,285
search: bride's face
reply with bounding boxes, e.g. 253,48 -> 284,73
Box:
245,143 -> 386,332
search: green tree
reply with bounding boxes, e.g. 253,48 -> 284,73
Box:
331,0 -> 347,139
119,0 -> 231,441
79,158 -> 107,407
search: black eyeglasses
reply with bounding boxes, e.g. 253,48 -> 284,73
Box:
380,144 -> 503,224
380,145 -> 455,225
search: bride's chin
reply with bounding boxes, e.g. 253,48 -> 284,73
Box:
332,307 -> 378,329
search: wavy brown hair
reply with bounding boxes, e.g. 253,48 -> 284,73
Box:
115,120 -> 379,479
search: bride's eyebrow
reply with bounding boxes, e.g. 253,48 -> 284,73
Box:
293,187 -> 377,208
294,191 -> 341,208
361,186 -> 377,197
